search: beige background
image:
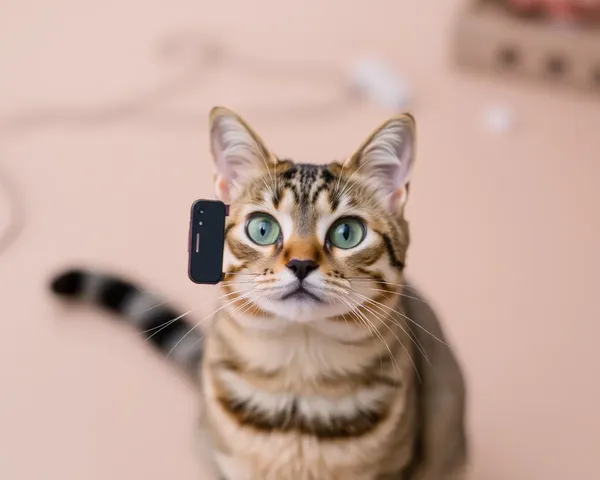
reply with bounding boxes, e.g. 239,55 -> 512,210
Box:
1,0 -> 599,479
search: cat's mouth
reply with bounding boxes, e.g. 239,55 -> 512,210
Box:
280,285 -> 323,303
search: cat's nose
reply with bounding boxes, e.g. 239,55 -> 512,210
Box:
286,259 -> 318,281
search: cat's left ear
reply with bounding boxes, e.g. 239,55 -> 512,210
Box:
209,106 -> 277,204
344,113 -> 416,213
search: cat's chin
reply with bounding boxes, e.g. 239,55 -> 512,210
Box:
257,297 -> 350,324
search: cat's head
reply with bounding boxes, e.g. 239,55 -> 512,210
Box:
210,107 -> 415,325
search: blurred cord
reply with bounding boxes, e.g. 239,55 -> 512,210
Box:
0,166 -> 25,257
0,33 -> 359,258
0,32 -> 410,257
0,34 -> 357,258
0,33 -> 364,133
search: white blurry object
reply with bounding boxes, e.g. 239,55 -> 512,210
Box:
350,57 -> 412,111
482,105 -> 515,134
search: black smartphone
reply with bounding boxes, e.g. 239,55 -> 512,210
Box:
188,199 -> 227,285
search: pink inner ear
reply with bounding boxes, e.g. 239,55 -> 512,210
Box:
215,175 -> 231,203
388,187 -> 407,211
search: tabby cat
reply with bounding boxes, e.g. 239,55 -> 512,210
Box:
50,107 -> 468,480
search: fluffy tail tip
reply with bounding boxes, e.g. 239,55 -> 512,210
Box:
50,269 -> 85,297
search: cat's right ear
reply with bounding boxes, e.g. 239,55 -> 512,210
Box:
209,107 -> 276,204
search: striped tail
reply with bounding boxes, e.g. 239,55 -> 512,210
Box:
50,268 -> 203,376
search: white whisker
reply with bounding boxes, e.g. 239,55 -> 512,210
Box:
358,286 -> 428,304
343,295 -> 420,380
352,291 -> 447,348
166,290 -> 256,357
144,308 -> 196,339
141,289 -> 246,337
354,296 -> 429,363
336,294 -> 404,380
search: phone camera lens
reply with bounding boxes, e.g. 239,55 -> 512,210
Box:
200,209 -> 204,214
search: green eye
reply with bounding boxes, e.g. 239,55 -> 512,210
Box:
246,214 -> 281,246
328,218 -> 366,249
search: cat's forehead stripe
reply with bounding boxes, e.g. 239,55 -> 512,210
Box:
277,163 -> 334,201
266,162 -> 339,235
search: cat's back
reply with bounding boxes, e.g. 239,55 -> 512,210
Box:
400,280 -> 468,479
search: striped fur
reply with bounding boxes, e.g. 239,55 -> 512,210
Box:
50,107 -> 468,480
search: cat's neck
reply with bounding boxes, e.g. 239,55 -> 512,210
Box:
210,310 -> 396,385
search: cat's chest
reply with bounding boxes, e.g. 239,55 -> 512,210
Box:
201,340 -> 414,480
201,381 -> 413,480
